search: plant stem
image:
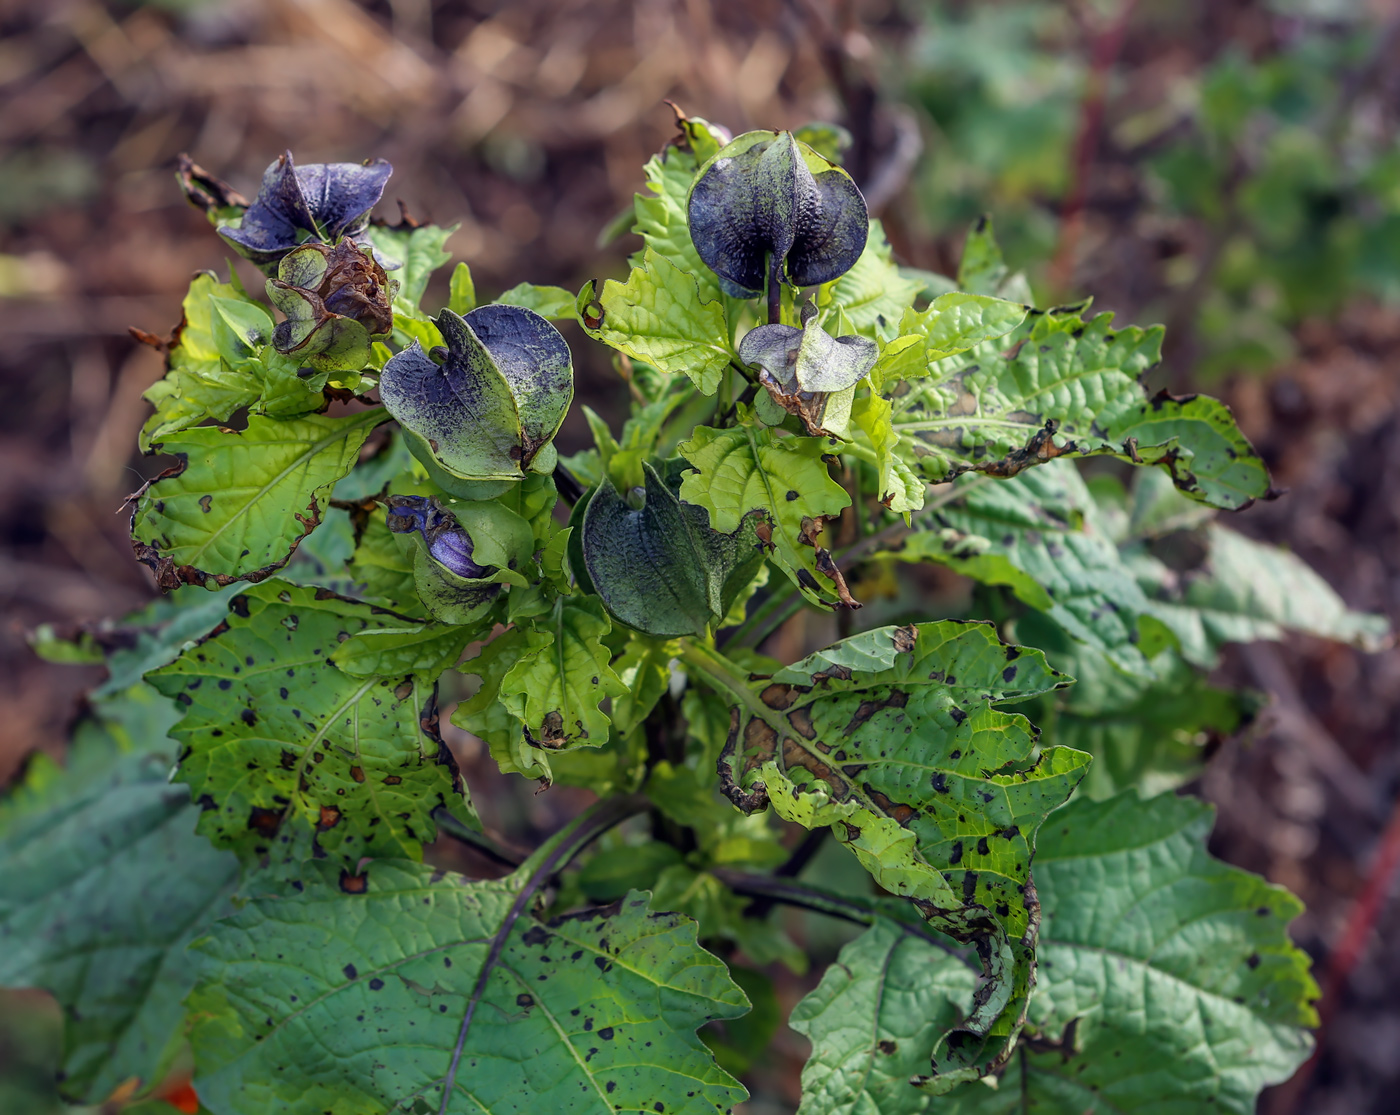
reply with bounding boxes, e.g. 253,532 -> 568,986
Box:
432,808 -> 525,869
710,869 -> 973,963
438,793 -> 648,1114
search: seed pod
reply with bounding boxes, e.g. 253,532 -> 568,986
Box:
687,130 -> 868,300
218,151 -> 392,271
265,241 -> 395,372
739,302 -> 877,436
378,305 -> 573,490
581,460 -> 764,638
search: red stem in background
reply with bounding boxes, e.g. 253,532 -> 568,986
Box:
1269,792 -> 1400,1115
1048,0 -> 1138,297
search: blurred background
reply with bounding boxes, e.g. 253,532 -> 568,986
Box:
2,0 -> 1399,1111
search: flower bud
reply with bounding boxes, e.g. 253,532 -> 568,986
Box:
385,496 -> 491,581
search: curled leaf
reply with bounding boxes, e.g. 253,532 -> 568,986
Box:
687,130 -> 868,298
378,304 -> 573,483
218,150 -> 392,271
266,241 -> 395,372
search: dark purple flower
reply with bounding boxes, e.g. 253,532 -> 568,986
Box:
219,151 -> 392,271
384,496 -> 491,581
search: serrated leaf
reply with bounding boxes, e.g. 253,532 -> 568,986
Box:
365,223 -> 455,319
705,622 -> 1088,1086
452,628 -> 547,780
892,462 -> 1160,674
499,596 -> 628,751
852,394 -> 924,514
187,864 -> 748,1115
494,282 -> 577,320
1019,613 -> 1255,800
677,423 -> 854,607
147,581 -> 475,865
132,409 -> 388,589
871,292 -> 1028,390
936,791 -> 1318,1114
956,216 -> 1030,301
633,145 -> 726,305
891,311 -> 1269,509
0,752 -> 240,1103
1141,523 -> 1391,666
789,919 -> 978,1115
140,273 -> 264,449
580,248 -> 731,395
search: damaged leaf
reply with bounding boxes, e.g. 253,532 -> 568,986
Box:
937,792 -> 1317,1114
677,422 -> 856,608
131,408 -> 388,590
187,866 -> 747,1115
704,622 -> 1087,1089
146,580 -> 476,866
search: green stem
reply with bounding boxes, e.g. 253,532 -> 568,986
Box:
677,640 -> 774,727
438,793 -> 648,1114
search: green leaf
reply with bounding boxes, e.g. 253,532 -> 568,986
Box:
937,792 -> 1318,1114
871,292 -> 1028,390
331,622 -> 476,680
0,751 -> 239,1104
1020,612 -> 1257,800
891,311 -> 1270,509
139,273 -> 264,450
187,863 -> 748,1115
579,248 -> 731,395
498,596 -> 628,752
147,581 -> 475,865
132,409 -> 388,589
789,919 -> 978,1115
893,462 -> 1160,674
1141,523 -> 1392,666
698,622 -> 1087,1087
581,461 -> 765,637
632,146 -> 725,305
494,282 -> 577,320
452,629 -> 548,781
677,422 -> 855,607
365,222 -> 455,318
447,261 -> 476,314
819,219 -> 923,340
956,215 -> 1031,302
852,394 -> 924,514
